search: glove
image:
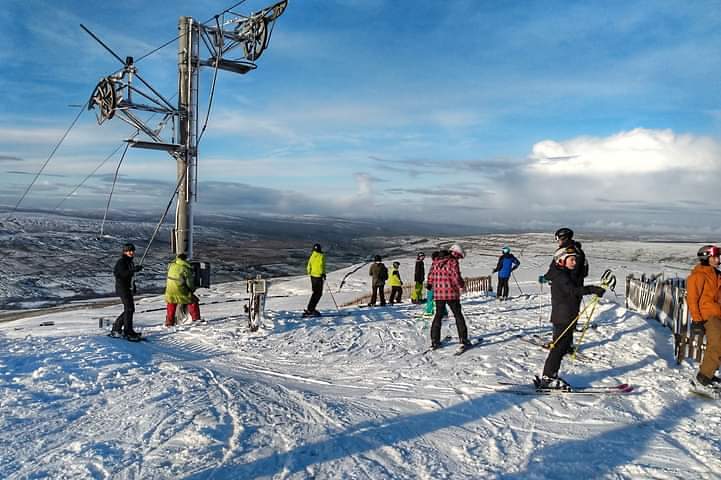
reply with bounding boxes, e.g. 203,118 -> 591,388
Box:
134,264 -> 143,272
321,274 -> 326,280
584,285 -> 605,297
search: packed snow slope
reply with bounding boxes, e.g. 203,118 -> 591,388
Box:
1,236 -> 720,479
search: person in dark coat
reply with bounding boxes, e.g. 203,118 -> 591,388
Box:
427,244 -> 471,350
535,245 -> 605,389
111,242 -> 143,339
492,246 -> 520,301
552,227 -> 588,287
411,252 -> 426,303
368,255 -> 388,306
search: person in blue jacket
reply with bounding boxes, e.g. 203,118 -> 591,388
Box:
492,246 -> 520,301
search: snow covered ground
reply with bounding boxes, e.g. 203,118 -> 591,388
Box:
2,236 -> 720,479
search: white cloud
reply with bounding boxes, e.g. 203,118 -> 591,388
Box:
353,173 -> 377,196
529,128 -> 719,175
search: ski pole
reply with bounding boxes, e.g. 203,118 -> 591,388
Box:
571,272 -> 616,359
571,295 -> 600,360
512,272 -> 524,295
538,283 -> 543,328
547,296 -> 601,350
326,280 -> 340,311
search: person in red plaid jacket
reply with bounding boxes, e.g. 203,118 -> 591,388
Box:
427,244 -> 471,350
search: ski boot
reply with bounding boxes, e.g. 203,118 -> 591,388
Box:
534,375 -> 571,391
124,331 -> 142,342
691,373 -> 721,399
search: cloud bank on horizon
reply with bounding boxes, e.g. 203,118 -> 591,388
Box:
1,0 -> 720,235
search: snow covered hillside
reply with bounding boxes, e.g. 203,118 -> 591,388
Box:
1,238 -> 719,479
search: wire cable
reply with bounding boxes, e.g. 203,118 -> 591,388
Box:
138,169 -> 187,266
135,0 -> 250,64
197,16 -> 223,145
12,101 -> 88,213
100,142 -> 131,236
54,143 -> 125,211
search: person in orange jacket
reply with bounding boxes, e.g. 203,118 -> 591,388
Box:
687,245 -> 721,390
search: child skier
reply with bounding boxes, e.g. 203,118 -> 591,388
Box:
389,261 -> 403,304
492,246 -> 520,301
535,245 -> 605,389
427,244 -> 471,351
304,243 -> 326,317
411,252 -> 426,303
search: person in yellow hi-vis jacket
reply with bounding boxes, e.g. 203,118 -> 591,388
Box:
389,261 -> 403,304
164,253 -> 201,327
304,243 -> 326,317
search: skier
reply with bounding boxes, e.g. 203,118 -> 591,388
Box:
368,255 -> 388,306
304,243 -> 326,317
492,246 -> 520,301
535,245 -> 605,389
164,253 -> 201,327
110,243 -> 143,340
687,245 -> 721,391
389,261 -> 403,304
427,244 -> 471,350
411,252 -> 426,303
553,227 -> 588,287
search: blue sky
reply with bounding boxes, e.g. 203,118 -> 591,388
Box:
2,0 -> 721,235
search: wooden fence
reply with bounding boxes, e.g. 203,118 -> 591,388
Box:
340,275 -> 493,308
625,273 -> 705,364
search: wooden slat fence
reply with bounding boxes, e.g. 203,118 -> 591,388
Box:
340,275 -> 493,308
625,273 -> 705,364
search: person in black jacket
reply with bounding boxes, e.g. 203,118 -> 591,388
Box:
368,255 -> 388,306
535,245 -> 605,389
412,252 -> 426,303
111,242 -> 143,340
552,227 -> 588,287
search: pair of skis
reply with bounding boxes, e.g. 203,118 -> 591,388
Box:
496,381 -> 633,396
422,336 -> 483,355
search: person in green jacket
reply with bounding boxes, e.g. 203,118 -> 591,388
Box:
304,243 -> 326,317
389,261 -> 403,304
165,253 -> 201,326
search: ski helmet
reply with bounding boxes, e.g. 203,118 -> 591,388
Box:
553,246 -> 577,265
392,261 -> 400,268
122,242 -> 136,253
374,255 -> 382,262
313,243 -> 322,253
449,244 -> 465,259
417,252 -> 425,259
697,245 -> 721,260
554,227 -> 574,242
502,246 -> 511,254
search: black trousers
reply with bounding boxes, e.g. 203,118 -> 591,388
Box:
430,300 -> 468,344
542,323 -> 574,378
370,284 -> 386,306
497,277 -> 510,299
113,289 -> 135,334
389,286 -> 402,304
306,276 -> 324,311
